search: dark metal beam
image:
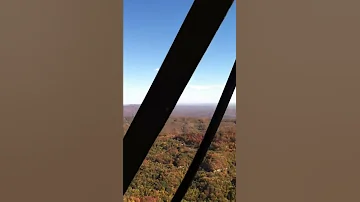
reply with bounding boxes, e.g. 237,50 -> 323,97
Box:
172,61 -> 236,202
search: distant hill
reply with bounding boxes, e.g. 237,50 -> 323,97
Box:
123,104 -> 236,119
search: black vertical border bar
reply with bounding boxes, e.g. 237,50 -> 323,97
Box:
172,61 -> 236,202
123,0 -> 234,194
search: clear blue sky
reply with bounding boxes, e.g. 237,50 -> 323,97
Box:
124,0 -> 236,104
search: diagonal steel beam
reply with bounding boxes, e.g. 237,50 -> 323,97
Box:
123,0 -> 234,194
172,61 -> 236,202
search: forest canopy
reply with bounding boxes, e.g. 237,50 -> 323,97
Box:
123,117 -> 236,202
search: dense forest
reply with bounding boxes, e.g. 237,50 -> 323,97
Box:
123,117 -> 236,202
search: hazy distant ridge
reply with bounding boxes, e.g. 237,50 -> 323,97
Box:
123,104 -> 236,118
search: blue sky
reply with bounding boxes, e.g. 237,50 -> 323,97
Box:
124,0 -> 236,104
